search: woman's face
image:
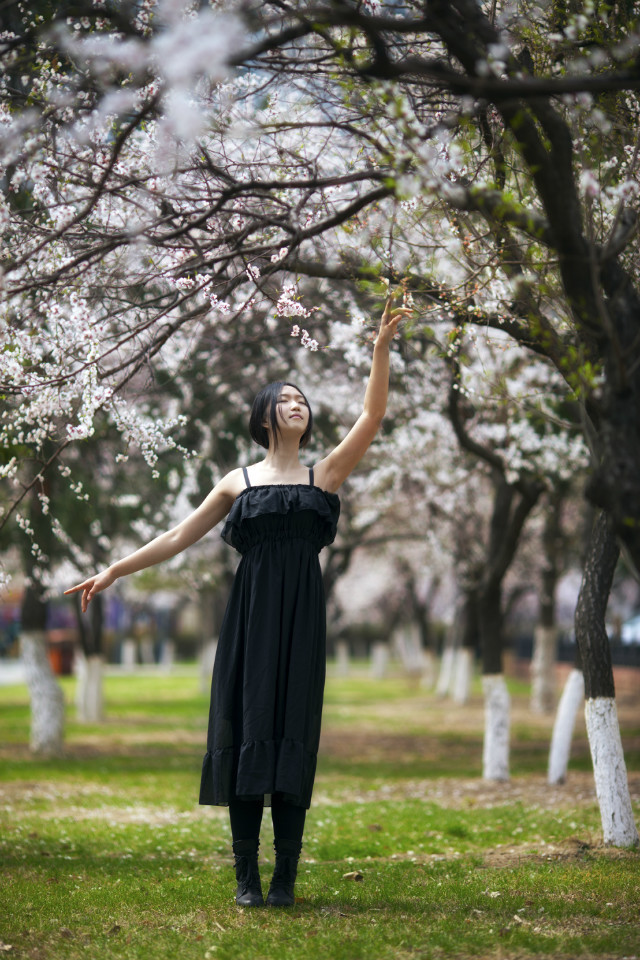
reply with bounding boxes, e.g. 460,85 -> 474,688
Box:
272,384 -> 310,440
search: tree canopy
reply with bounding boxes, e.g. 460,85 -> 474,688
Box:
2,0 -> 640,584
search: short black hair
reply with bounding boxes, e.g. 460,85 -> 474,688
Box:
249,381 -> 313,450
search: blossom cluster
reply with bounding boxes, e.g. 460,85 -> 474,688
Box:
290,325 -> 319,351
1,0 -> 637,601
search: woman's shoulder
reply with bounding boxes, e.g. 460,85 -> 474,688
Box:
310,459 -> 340,495
219,461 -> 339,496
215,467 -> 247,502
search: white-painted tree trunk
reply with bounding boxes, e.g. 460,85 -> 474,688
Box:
335,640 -> 351,677
159,640 -> 175,670
436,644 -> 455,697
420,649 -> 436,690
482,673 -> 510,781
75,651 -> 105,723
121,638 -> 137,667
585,697 -> 639,847
548,667 -> 584,784
393,624 -> 424,676
199,639 -> 218,694
530,625 -> 558,713
452,647 -> 473,704
370,641 -> 389,679
21,630 -> 65,755
139,637 -> 154,664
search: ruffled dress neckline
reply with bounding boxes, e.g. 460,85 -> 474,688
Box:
222,483 -> 340,555
234,482 -> 339,501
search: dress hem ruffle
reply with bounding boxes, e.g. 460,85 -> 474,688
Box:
199,737 -> 318,810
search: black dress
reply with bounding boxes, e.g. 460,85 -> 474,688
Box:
199,467 -> 340,809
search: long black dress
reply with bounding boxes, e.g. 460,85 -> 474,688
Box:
199,467 -> 340,809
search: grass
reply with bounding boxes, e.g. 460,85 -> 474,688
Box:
1,665 -> 639,959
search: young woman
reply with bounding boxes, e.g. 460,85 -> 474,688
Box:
66,296 -> 410,907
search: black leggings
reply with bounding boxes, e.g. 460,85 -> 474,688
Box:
229,794 -> 306,845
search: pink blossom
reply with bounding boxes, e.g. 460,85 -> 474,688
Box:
579,169 -> 600,199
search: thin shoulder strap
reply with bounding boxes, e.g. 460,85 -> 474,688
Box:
308,466 -> 314,487
242,466 -> 251,488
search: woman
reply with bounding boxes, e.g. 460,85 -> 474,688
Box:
66,295 -> 410,907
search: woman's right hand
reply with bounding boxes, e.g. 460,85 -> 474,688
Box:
64,568 -> 117,613
376,294 -> 413,347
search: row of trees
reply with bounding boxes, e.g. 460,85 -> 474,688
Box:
1,0 -> 639,844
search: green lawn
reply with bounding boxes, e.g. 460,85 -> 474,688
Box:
0,667 -> 638,959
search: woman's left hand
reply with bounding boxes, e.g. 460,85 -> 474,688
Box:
376,294 -> 413,346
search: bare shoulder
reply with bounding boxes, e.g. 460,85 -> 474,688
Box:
214,467 -> 247,503
179,469 -> 245,535
311,459 -> 340,494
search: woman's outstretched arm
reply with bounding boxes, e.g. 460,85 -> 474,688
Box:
65,470 -> 242,612
315,295 -> 411,492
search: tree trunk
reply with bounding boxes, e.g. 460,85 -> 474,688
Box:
393,623 -> 424,676
482,673 -> 510,781
159,639 -> 175,669
449,378 -> 541,779
437,593 -> 471,698
585,698 -> 638,846
452,588 -> 478,704
370,641 -> 389,679
419,649 -> 436,690
548,667 -> 584,784
452,647 -> 473,704
479,581 -> 503,675
21,631 -> 65,754
575,511 -> 617,700
75,650 -> 105,723
436,632 -> 456,697
21,619 -> 65,756
531,625 -> 558,714
479,583 -> 510,779
19,480 -> 64,754
139,636 -> 155,664
589,257 -> 640,576
121,637 -> 137,666
574,510 -> 638,846
531,490 -> 563,713
73,593 -> 106,723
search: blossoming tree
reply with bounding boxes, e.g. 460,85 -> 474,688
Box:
1,0 -> 639,842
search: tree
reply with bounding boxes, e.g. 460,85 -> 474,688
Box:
530,487 -> 566,715
573,510 -> 638,845
18,478 -> 64,755
2,0 -> 639,842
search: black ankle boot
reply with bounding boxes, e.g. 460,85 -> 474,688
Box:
232,839 -> 264,907
266,838 -> 302,907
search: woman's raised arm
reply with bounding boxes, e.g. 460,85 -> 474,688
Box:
65,470 -> 241,612
314,296 -> 411,493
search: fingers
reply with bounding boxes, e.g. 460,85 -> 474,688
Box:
382,308 -> 413,329
64,582 -> 87,596
64,570 -> 111,613
382,300 -> 413,319
81,585 -> 94,613
64,579 -> 95,613
388,306 -> 414,317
